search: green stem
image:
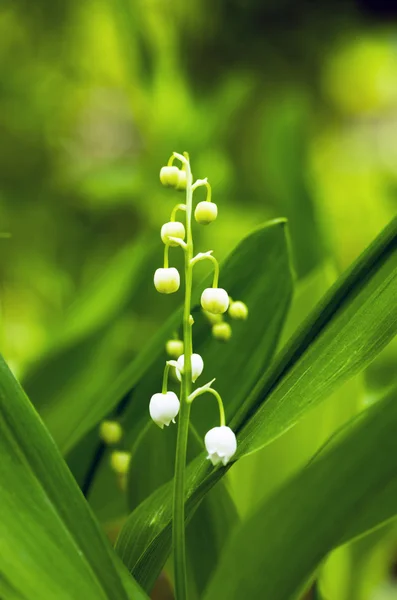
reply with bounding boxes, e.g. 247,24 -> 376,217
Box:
164,244 -> 169,268
162,363 -> 170,394
188,387 -> 226,426
172,154 -> 193,600
190,253 -> 220,288
171,203 -> 187,221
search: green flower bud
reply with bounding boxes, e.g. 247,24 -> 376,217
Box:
160,166 -> 181,187
110,451 -> 131,474
202,310 -> 223,325
99,420 -> 123,445
194,201 -> 218,225
161,221 -> 186,246
154,267 -> 180,294
228,300 -> 249,320
212,321 -> 232,341
201,287 -> 229,314
176,170 -> 187,191
166,339 -> 184,358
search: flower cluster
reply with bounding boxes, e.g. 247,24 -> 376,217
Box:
149,152 -> 246,467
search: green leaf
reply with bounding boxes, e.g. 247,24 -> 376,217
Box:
203,384 -> 397,600
0,355 -> 147,600
23,240 -> 155,455
115,220 -> 293,585
48,219 -> 292,456
235,214 -> 397,457
116,217 -> 397,588
126,423 -> 239,595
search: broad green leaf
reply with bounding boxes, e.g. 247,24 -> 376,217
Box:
23,240 -> 158,455
203,385 -> 397,600
116,217 -> 397,587
51,219 -> 292,455
0,355 -> 147,600
319,525 -> 396,600
126,423 -> 239,595
235,214 -> 397,457
115,220 -> 293,585
118,218 -> 293,450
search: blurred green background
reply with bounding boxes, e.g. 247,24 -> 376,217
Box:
1,1 -> 397,598
1,0 -> 396,374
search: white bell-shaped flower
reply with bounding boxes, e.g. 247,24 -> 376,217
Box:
149,391 -> 180,429
194,201 -> 218,225
205,426 -> 237,466
154,267 -> 180,294
175,353 -> 204,383
161,221 -> 186,246
201,287 -> 229,314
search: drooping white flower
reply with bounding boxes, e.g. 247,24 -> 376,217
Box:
154,267 -> 180,294
161,221 -> 186,246
149,391 -> 180,429
228,300 -> 248,320
204,426 -> 237,466
201,287 -> 229,314
175,353 -> 204,383
194,201 -> 218,225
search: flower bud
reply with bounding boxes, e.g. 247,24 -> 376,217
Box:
195,201 -> 218,225
202,310 -> 223,325
205,426 -> 237,466
99,420 -> 123,445
228,300 -> 249,320
176,353 -> 204,383
175,170 -> 187,191
149,391 -> 180,429
201,288 -> 229,314
154,267 -> 180,294
212,321 -> 232,342
161,221 -> 186,246
160,166 -> 181,188
165,339 -> 184,358
110,451 -> 131,474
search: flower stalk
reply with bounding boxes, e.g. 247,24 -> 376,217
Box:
152,151 -> 245,599
172,152 -> 193,600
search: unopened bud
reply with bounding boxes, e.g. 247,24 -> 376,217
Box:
175,170 -> 187,191
166,339 -> 184,358
160,166 -> 181,188
161,221 -> 186,246
110,451 -> 131,474
154,267 -> 180,294
201,288 -> 229,314
228,300 -> 248,320
99,420 -> 123,445
212,321 -> 232,341
203,310 -> 223,325
195,201 -> 218,225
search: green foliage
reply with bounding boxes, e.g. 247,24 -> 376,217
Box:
0,356 -> 147,600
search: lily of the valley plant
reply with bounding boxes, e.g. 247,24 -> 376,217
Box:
151,152 -> 247,599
